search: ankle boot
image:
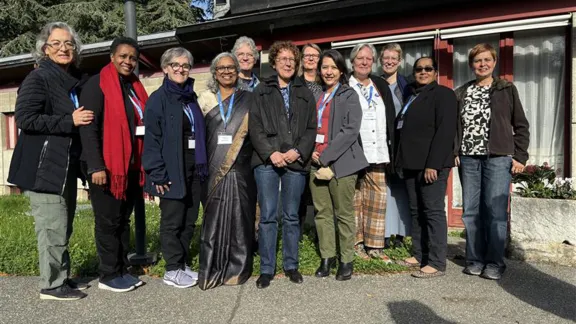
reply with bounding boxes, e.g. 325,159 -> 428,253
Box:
335,262 -> 353,281
315,257 -> 336,277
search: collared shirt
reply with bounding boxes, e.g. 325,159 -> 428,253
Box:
238,72 -> 260,92
349,75 -> 390,164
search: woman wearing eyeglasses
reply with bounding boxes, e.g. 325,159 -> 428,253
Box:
196,52 -> 256,290
250,41 -> 317,289
233,36 -> 260,92
298,43 -> 323,100
142,47 -> 205,288
8,22 -> 93,301
395,57 -> 457,278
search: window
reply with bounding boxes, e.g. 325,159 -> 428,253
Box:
5,113 -> 18,150
452,34 -> 500,89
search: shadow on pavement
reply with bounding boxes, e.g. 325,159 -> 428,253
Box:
388,300 -> 458,324
498,263 -> 576,322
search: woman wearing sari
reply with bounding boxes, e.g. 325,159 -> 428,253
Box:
196,52 -> 256,290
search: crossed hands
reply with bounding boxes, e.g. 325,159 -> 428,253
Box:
270,150 -> 301,168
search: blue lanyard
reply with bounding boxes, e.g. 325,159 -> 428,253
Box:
317,83 -> 340,129
357,83 -> 374,106
183,104 -> 195,132
400,95 -> 418,116
69,89 -> 79,109
128,89 -> 144,120
217,90 -> 235,129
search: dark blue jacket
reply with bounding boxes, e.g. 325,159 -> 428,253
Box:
142,85 -> 199,199
397,74 -> 411,99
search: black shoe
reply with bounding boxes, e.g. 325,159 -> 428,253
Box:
480,267 -> 502,280
40,284 -> 87,301
462,264 -> 483,276
66,279 -> 90,291
256,274 -> 274,289
335,262 -> 353,281
285,269 -> 304,284
315,257 -> 336,278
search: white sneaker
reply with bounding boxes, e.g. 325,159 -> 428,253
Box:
184,265 -> 199,280
163,269 -> 197,288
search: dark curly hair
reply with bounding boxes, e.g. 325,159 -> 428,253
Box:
110,36 -> 140,56
268,40 -> 300,73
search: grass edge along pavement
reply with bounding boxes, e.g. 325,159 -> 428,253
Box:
0,195 -> 411,278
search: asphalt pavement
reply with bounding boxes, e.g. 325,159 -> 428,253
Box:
1,238 -> 575,324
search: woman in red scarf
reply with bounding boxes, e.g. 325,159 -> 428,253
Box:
79,37 -> 148,293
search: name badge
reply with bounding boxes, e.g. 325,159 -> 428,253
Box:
396,120 -> 404,130
218,133 -> 233,145
316,134 -> 325,143
135,126 -> 145,136
188,134 -> 196,149
364,111 -> 377,120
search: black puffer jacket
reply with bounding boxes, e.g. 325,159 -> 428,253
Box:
249,75 -> 317,172
8,59 -> 83,194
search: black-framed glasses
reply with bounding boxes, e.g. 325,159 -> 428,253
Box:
45,41 -> 76,50
414,66 -> 435,73
216,65 -> 237,73
169,62 -> 191,71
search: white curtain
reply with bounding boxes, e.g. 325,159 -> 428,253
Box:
513,28 -> 566,175
452,34 -> 500,89
338,40 -> 434,77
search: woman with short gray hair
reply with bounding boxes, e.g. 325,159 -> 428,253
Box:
232,36 -> 260,91
196,52 -> 256,290
8,21 -> 93,300
143,46 -> 206,288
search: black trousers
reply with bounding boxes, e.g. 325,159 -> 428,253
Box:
89,170 -> 142,282
159,177 -> 202,272
403,168 -> 450,271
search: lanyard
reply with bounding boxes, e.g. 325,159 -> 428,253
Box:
128,89 -> 144,120
183,104 -> 195,132
357,83 -> 374,106
217,90 -> 235,129
69,89 -> 79,109
317,83 -> 340,129
400,95 -> 418,116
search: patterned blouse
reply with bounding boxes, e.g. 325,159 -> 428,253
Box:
461,84 -> 492,155
305,80 -> 323,101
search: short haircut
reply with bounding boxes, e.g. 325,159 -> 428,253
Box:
317,49 -> 349,85
207,52 -> 241,93
160,47 -> 194,69
413,56 -> 438,73
468,43 -> 497,66
349,43 -> 377,62
33,22 -> 83,67
232,36 -> 259,61
110,36 -> 140,56
379,43 -> 403,64
268,41 -> 300,72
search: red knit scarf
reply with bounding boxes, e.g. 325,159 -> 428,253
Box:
99,62 -> 148,200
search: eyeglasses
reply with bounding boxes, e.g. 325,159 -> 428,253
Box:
303,54 -> 320,60
45,41 -> 76,51
275,57 -> 296,65
168,62 -> 191,71
414,66 -> 435,73
236,52 -> 254,59
215,65 -> 237,73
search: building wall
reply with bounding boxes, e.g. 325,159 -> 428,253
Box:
0,71 -> 211,198
572,13 -> 576,177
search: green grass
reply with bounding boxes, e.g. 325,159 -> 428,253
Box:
0,195 -> 410,277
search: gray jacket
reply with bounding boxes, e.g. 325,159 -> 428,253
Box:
319,85 -> 369,178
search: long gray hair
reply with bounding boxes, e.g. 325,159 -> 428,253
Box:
33,22 -> 83,67
207,52 -> 241,93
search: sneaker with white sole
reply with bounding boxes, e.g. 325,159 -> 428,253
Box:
98,277 -> 135,293
123,273 -> 143,287
184,265 -> 199,280
40,284 -> 87,301
163,269 -> 197,288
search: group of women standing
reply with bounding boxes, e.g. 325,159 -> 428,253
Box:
12,21 -> 529,300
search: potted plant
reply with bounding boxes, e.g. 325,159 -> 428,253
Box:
509,163 -> 576,266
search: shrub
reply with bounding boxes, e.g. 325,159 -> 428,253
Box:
512,162 -> 576,199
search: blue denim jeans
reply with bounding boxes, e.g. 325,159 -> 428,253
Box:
254,165 -> 306,275
459,155 -> 512,272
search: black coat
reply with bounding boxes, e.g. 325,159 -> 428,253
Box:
8,59 -> 84,194
369,75 -> 398,173
249,75 -> 317,172
396,81 -> 458,171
